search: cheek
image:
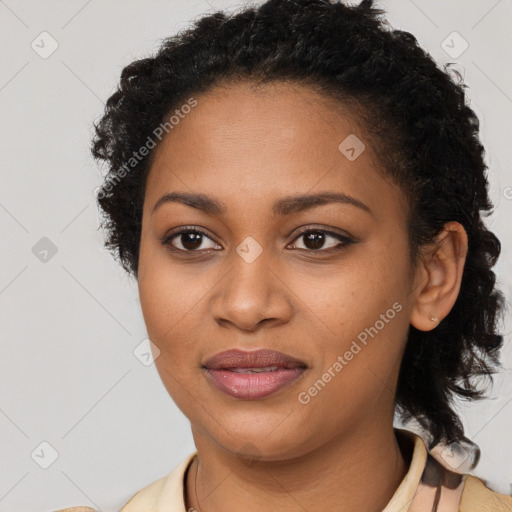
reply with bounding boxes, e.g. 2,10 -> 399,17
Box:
290,249 -> 410,388
138,233 -> 193,336
139,276 -> 200,360
137,243 -> 222,400
138,259 -> 202,413
291,252 -> 405,335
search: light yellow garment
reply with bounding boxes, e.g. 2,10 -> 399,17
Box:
56,428 -> 512,512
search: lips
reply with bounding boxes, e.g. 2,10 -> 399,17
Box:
203,348 -> 307,371
202,349 -> 307,400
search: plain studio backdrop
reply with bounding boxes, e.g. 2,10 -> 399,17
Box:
0,0 -> 511,510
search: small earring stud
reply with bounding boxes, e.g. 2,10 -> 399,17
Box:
430,316 -> 439,322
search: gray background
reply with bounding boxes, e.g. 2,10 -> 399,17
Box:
0,0 -> 511,510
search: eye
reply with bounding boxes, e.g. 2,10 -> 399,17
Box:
163,227 -> 221,252
288,228 -> 354,252
162,226 -> 355,254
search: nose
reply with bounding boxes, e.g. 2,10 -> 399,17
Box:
209,250 -> 293,332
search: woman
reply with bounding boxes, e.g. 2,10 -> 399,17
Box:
60,0 -> 511,510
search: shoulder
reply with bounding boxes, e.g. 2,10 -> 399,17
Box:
120,451 -> 197,511
119,474 -> 169,511
409,441 -> 512,512
51,476 -> 168,512
402,425 -> 512,511
53,508 -> 98,512
460,474 -> 512,511
51,475 -> 168,512
51,452 -> 197,512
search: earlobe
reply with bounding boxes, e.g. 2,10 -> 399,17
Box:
410,222 -> 468,332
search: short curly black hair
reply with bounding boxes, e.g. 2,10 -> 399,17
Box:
91,0 -> 506,449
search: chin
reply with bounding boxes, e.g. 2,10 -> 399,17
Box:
210,424 -> 309,462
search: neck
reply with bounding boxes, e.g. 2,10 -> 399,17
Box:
185,422 -> 412,512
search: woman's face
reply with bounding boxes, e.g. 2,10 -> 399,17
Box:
138,81 -> 419,460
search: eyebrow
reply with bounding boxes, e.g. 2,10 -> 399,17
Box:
151,191 -> 371,216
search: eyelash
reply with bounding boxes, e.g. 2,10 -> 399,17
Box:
161,226 -> 355,254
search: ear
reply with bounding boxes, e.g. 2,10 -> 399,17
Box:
410,221 -> 468,331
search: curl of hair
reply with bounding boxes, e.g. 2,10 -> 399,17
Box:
91,0 -> 506,448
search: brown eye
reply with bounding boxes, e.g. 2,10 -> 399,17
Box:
290,229 -> 354,252
162,226 -> 354,254
163,228 -> 221,252
302,231 -> 327,250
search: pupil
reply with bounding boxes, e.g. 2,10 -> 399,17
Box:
304,232 -> 324,250
182,232 -> 202,250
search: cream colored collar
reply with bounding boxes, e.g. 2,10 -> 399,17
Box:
121,429 -> 433,512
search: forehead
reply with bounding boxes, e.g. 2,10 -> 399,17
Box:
150,80 -> 367,164
144,80 -> 405,219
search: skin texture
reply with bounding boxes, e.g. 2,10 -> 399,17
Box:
137,80 -> 468,512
